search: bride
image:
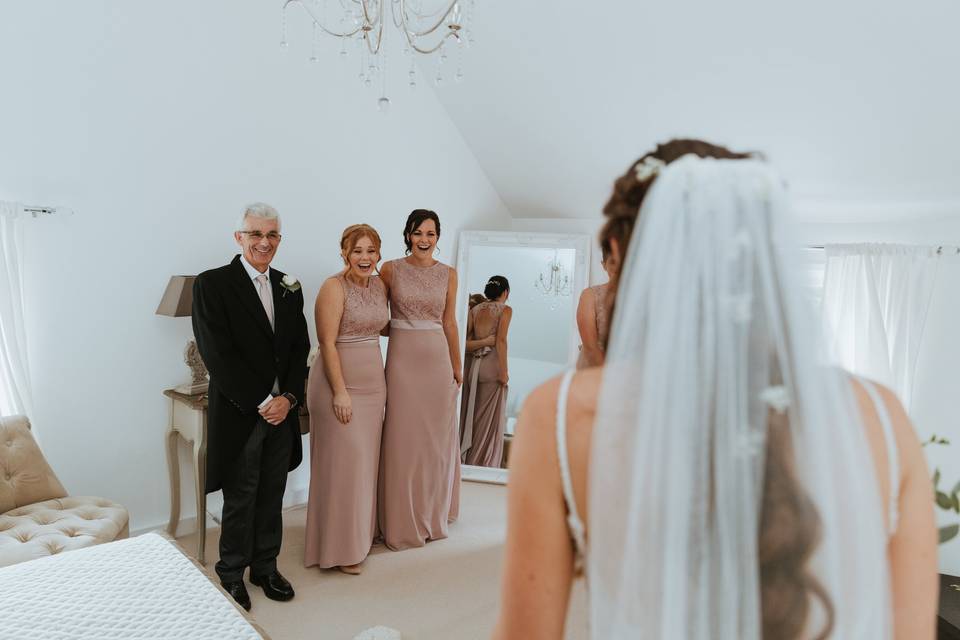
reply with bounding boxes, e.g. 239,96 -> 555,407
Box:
492,140 -> 937,639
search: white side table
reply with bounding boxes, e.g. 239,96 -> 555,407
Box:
163,389 -> 208,564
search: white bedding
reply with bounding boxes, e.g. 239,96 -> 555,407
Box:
0,532 -> 264,640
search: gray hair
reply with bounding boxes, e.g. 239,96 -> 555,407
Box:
237,202 -> 281,231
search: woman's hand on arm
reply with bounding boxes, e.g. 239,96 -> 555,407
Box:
495,306 -> 512,386
317,278 -> 352,424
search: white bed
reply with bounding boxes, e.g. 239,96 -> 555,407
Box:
0,532 -> 269,640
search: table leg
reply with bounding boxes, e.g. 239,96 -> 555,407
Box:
194,438 -> 208,565
165,401 -> 181,537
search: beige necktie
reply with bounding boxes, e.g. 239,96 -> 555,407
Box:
256,274 -> 274,330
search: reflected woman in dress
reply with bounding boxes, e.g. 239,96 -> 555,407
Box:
460,276 -> 512,467
575,248 -> 614,369
304,224 -> 388,575
378,209 -> 462,550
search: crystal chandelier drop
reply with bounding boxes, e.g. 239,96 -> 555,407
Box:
281,0 -> 474,109
534,250 -> 573,300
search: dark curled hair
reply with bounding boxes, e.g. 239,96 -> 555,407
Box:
403,209 -> 441,255
599,138 -> 833,640
483,275 -> 510,300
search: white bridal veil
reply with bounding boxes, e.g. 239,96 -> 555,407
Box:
588,156 -> 891,639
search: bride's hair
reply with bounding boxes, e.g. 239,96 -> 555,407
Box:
598,138 -> 834,640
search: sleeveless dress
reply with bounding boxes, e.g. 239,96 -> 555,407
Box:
555,371 -> 902,579
304,274 -> 388,568
378,259 -> 461,550
459,301 -> 509,467
576,283 -> 610,370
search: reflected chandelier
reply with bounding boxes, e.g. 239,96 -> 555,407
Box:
281,0 -> 474,109
534,250 -> 572,299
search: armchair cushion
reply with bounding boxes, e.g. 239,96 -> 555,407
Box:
0,415 -> 66,514
0,496 -> 129,567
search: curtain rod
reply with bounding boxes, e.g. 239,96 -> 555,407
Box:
22,205 -> 73,218
805,244 -> 960,254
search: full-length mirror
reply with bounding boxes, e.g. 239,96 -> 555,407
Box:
455,231 -> 591,479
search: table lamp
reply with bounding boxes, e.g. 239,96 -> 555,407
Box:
156,275 -> 208,395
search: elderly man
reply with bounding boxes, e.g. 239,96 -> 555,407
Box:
192,203 -> 310,611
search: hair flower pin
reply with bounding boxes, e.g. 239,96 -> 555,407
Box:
635,156 -> 666,182
759,385 -> 790,414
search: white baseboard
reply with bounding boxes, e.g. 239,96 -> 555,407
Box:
131,475 -> 496,539
130,483 -> 310,538
462,464 -> 508,485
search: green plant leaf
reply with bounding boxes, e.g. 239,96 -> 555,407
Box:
937,491 -> 954,510
953,493 -> 960,513
934,468 -> 942,488
952,479 -> 960,496
940,524 -> 960,544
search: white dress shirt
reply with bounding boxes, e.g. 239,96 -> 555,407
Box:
238,255 -> 280,408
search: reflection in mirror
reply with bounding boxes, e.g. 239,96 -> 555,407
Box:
456,232 -> 591,477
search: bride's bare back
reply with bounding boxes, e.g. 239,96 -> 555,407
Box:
493,368 -> 937,640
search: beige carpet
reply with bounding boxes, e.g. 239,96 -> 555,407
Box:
178,481 -> 588,640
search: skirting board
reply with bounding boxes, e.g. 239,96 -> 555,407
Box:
131,486 -> 310,538
461,464 -> 508,485
132,473 -> 502,538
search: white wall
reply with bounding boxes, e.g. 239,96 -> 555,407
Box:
0,1 -> 511,534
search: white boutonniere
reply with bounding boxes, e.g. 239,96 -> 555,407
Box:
280,274 -> 301,297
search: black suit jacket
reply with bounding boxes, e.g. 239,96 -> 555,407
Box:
192,255 -> 310,493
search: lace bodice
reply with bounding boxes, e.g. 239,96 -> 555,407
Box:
387,259 -> 450,323
335,274 -> 389,339
468,301 -> 505,340
591,283 -> 610,349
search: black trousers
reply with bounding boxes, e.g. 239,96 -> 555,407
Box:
215,418 -> 292,583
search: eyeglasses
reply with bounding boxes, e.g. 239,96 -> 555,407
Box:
239,231 -> 282,242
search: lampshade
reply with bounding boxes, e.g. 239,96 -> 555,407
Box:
156,275 -> 196,317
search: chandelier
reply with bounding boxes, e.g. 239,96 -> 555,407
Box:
281,0 -> 474,109
534,250 -> 573,303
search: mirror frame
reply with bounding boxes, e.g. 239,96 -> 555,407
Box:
455,230 -> 592,484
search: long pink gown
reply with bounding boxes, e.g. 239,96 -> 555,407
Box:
304,274 -> 388,568
378,259 -> 461,550
459,300 -> 508,467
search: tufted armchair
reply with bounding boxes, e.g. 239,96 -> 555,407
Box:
0,415 -> 129,568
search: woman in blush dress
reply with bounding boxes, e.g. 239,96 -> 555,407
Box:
575,249 -> 614,369
304,224 -> 388,575
460,275 -> 512,467
378,209 -> 462,550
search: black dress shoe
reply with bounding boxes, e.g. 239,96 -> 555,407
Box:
250,570 -> 295,602
221,580 -> 251,611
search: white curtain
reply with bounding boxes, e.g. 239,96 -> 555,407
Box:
821,243 -> 940,411
0,201 -> 33,418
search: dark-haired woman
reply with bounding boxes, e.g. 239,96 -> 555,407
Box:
493,141 -> 936,639
460,276 -> 512,467
378,209 -> 463,550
